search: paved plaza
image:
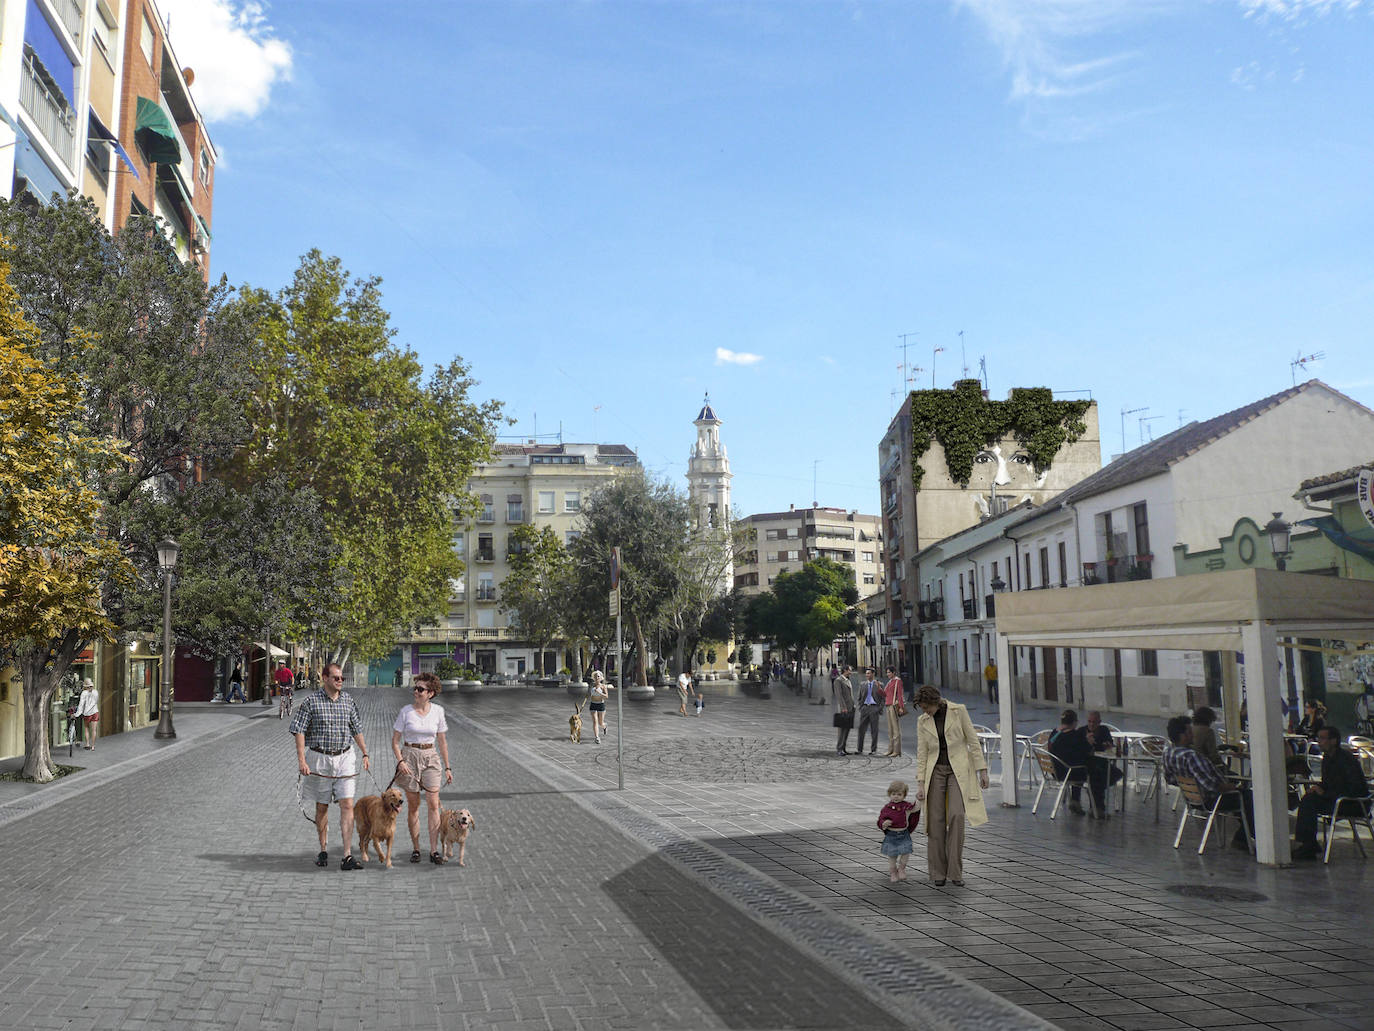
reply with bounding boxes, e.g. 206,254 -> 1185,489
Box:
0,680 -> 1369,1030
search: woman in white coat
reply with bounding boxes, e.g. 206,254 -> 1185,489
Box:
913,684 -> 988,886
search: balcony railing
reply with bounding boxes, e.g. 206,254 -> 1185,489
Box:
917,599 -> 945,624
962,598 -> 977,621
506,508 -> 524,523
474,550 -> 495,563
475,587 -> 497,602
477,510 -> 495,523
1083,553 -> 1153,585
54,0 -> 83,39
19,52 -> 76,169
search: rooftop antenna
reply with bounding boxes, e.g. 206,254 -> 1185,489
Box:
896,332 -> 918,399
978,355 -> 988,392
1138,414 -> 1161,445
1178,408 -> 1186,428
931,346 -> 944,389
959,330 -> 968,378
593,404 -> 601,442
1120,406 -> 1147,456
1290,350 -> 1325,386
812,459 -> 820,508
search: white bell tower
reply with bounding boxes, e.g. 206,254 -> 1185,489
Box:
687,394 -> 733,584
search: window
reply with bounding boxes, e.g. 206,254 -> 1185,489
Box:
476,609 -> 496,628
565,530 -> 580,545
1139,650 -> 1158,676
537,491 -> 555,514
476,573 -> 495,600
453,533 -> 465,558
476,533 -> 493,561
1133,502 -> 1150,558
199,148 -> 210,186
140,13 -> 155,66
863,572 -> 875,585
506,497 -> 523,522
1039,547 -> 1050,589
478,494 -> 494,521
564,491 -> 580,513
1057,541 -> 1067,588
862,551 -> 874,562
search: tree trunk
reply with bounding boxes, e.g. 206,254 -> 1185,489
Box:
20,652 -> 58,782
571,641 -> 584,683
630,614 -> 648,686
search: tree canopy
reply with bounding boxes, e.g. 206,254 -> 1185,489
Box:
744,557 -> 859,662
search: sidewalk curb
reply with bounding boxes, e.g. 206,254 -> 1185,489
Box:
455,709 -> 1057,1031
0,718 -> 258,831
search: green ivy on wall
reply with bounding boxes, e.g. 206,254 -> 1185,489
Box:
909,380 -> 1092,491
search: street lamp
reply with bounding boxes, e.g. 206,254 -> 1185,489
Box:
1264,512 -> 1292,571
154,538 -> 179,739
990,573 -> 1007,593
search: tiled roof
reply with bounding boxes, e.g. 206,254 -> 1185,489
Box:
1044,381 -> 1326,506
1298,461 -> 1373,492
596,444 -> 637,457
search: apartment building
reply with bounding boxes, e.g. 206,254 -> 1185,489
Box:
395,442 -> 641,680
733,506 -> 884,596
880,382 -> 1100,679
0,0 -> 215,273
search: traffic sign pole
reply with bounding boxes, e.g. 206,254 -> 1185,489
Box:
612,548 -> 624,791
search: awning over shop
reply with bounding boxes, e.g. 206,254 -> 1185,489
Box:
253,641 -> 289,658
134,96 -> 180,166
87,108 -> 139,179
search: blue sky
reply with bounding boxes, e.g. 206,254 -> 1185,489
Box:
166,0 -> 1374,517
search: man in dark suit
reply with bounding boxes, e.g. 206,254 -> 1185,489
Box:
1293,725 -> 1371,860
855,668 -> 885,755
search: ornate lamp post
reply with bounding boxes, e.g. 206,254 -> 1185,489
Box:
154,538 -> 179,740
1264,512 -> 1292,571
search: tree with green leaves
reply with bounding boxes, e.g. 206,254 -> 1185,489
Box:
744,557 -> 859,688
230,250 -> 502,662
500,524 -> 570,677
0,196 -> 255,776
0,254 -> 133,781
569,469 -> 689,686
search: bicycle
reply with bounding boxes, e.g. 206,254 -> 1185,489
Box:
278,685 -> 294,721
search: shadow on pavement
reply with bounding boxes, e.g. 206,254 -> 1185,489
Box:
604,852 -> 903,1030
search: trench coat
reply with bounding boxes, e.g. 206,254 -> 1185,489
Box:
915,701 -> 989,831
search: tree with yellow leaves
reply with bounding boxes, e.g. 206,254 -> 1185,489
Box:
0,256 -> 131,781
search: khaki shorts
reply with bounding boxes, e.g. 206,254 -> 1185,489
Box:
398,745 -> 443,793
304,748 -> 357,803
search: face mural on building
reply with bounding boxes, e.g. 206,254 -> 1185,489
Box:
972,444 -> 1049,516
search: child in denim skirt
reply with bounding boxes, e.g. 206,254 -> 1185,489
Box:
878,779 -> 920,882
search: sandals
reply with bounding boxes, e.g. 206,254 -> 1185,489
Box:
410,849 -> 421,864
315,851 -> 328,867
430,851 -> 444,865
340,854 -> 361,871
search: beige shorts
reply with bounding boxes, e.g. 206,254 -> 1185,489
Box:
398,745 -> 443,793
304,748 -> 357,803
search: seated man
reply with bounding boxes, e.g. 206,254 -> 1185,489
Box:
1085,710 -> 1125,818
1293,725 -> 1371,861
1048,709 -> 1094,816
1163,715 -> 1254,851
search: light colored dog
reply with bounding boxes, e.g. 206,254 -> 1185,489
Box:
569,697 -> 586,743
439,807 -> 475,866
354,788 -> 405,867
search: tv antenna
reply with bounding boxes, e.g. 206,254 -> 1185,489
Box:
931,346 -> 944,388
1120,406 -> 1147,456
958,330 -> 968,378
978,355 -> 988,392
1290,350 -> 1325,385
812,459 -> 820,508
1138,414 -> 1161,445
896,332 -> 918,398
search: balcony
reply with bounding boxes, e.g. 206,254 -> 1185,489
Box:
506,508 -> 525,524
984,594 -> 996,618
477,510 -> 495,524
962,598 -> 977,621
1084,553 -> 1153,585
19,52 -> 76,169
402,625 -> 514,643
917,599 -> 945,624
475,587 -> 497,602
474,550 -> 495,564
54,0 -> 83,39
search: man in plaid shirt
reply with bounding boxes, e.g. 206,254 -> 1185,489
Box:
1163,715 -> 1253,850
291,662 -> 371,870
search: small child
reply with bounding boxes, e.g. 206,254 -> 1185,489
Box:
877,779 -> 920,883
694,684 -> 704,716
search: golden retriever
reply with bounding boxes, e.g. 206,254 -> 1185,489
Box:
354,788 -> 405,867
439,807 -> 475,866
569,696 -> 586,743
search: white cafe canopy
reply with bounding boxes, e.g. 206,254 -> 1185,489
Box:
991,568 -> 1374,866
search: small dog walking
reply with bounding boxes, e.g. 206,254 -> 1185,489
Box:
569,696 -> 586,743
353,788 -> 406,868
439,807 -> 475,866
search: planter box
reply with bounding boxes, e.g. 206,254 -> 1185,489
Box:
566,682 -> 589,698
439,679 -> 461,693
457,679 -> 483,695
626,684 -> 656,701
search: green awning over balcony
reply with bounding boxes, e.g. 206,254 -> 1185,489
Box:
134,96 -> 180,166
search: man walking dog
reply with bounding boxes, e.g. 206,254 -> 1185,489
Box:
290,661 -> 371,870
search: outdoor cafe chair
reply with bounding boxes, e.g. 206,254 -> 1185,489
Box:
1016,729 -> 1054,787
971,724 -> 999,761
1030,745 -> 1098,820
1317,794 -> 1374,864
1173,774 -> 1252,855
1136,735 -> 1170,807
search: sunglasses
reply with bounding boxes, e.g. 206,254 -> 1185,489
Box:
328,674 -> 343,681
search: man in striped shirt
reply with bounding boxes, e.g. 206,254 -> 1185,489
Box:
291,662 -> 371,870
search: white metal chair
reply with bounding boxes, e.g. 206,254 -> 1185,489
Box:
1031,745 -> 1098,819
1318,795 -> 1374,863
1016,730 -> 1053,786
971,724 -> 999,761
1173,774 -> 1252,854
1137,735 -> 1170,808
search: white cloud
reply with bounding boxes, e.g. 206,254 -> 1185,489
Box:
715,347 -> 763,366
1239,0 -> 1364,22
158,0 -> 292,122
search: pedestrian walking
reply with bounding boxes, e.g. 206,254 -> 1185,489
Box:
226,662 -> 246,703
855,668 -> 885,755
983,660 -> 999,705
391,671 -> 453,865
75,678 -> 99,749
878,779 -> 920,883
832,666 -> 855,756
588,670 -> 610,739
393,666 -> 404,690
676,669 -> 692,716
913,684 -> 989,887
883,666 -> 906,756
289,662 -> 371,871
